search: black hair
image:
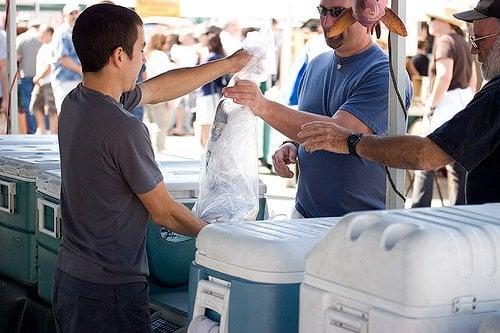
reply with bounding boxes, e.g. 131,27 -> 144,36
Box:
72,4 -> 143,73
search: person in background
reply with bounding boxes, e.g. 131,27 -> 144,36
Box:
412,40 -> 430,77
410,7 -> 477,208
170,31 -> 200,136
224,0 -> 412,218
144,33 -> 178,152
297,0 -> 500,207
52,3 -> 82,114
31,25 -> 58,134
130,63 -> 147,120
197,33 -> 226,147
0,28 -> 8,134
17,20 -> 42,134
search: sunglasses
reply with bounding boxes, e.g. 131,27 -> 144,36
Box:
469,32 -> 499,49
317,6 -> 347,18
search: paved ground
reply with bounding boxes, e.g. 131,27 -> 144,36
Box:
152,123 -> 450,220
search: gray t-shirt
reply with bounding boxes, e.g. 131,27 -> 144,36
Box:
56,84 -> 163,285
16,30 -> 42,78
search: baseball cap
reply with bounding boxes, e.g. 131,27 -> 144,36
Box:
63,3 -> 81,15
453,0 -> 500,23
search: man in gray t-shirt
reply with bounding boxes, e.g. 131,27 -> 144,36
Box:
53,4 -> 250,332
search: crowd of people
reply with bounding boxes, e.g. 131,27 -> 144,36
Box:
0,5 -> 283,153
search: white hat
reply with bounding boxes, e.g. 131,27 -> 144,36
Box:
63,3 -> 81,15
426,7 -> 467,30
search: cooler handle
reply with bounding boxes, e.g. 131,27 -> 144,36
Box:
324,308 -> 367,332
37,198 -> 61,239
192,279 -> 230,333
0,180 -> 16,214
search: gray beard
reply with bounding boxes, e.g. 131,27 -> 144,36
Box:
481,38 -> 500,81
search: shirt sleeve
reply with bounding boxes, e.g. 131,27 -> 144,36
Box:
106,118 -> 163,194
339,66 -> 390,135
120,85 -> 142,111
434,35 -> 453,61
53,33 -> 73,60
428,82 -> 500,172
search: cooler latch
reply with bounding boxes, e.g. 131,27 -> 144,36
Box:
453,295 -> 477,314
324,304 -> 368,332
192,277 -> 231,333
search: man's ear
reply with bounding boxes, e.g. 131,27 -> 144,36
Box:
110,47 -> 126,68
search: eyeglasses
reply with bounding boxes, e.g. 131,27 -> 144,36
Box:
317,6 -> 347,18
469,32 -> 499,49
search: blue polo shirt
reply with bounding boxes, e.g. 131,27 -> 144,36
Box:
296,45 -> 411,218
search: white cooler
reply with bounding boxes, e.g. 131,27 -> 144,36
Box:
188,217 -> 339,333
300,204 -> 500,333
0,134 -> 58,145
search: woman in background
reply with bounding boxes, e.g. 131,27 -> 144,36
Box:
196,33 -> 226,147
411,8 -> 477,207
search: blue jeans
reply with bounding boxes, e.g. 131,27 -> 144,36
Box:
19,77 -> 37,134
52,269 -> 151,333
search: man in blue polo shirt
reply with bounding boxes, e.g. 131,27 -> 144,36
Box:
298,0 -> 500,206
224,0 -> 412,218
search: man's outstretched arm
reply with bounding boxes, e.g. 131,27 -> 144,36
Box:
298,121 -> 453,170
139,50 -> 250,106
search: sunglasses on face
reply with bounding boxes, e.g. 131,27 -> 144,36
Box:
469,32 -> 499,49
317,6 -> 347,18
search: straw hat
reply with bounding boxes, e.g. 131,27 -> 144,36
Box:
426,7 -> 467,30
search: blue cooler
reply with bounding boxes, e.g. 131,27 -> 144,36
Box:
0,155 -> 60,285
148,164 -> 269,288
188,218 -> 338,333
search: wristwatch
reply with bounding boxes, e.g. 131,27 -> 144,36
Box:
347,133 -> 364,156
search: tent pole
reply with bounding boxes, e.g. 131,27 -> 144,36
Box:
385,0 -> 407,209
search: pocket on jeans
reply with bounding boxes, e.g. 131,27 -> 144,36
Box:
116,284 -> 151,332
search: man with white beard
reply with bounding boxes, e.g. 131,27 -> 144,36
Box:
296,0 -> 500,205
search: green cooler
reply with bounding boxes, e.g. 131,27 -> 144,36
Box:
0,154 -> 60,285
35,169 -> 62,303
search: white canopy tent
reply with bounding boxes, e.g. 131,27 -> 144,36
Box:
4,0 -> 411,209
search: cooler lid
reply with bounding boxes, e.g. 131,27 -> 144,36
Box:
304,204 -> 500,317
160,165 -> 200,198
155,153 -> 200,167
0,144 -> 59,156
36,169 -> 61,198
195,218 -> 338,284
0,154 -> 61,181
0,134 -> 58,145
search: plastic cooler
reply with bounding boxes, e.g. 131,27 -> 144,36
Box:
300,204 -> 500,333
0,134 -> 58,145
0,144 -> 59,157
35,169 -> 62,303
147,164 -> 268,289
188,218 -> 339,333
0,154 -> 60,285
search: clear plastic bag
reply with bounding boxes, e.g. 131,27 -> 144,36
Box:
194,29 -> 274,224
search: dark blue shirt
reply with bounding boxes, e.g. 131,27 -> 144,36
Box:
428,75 -> 500,204
296,45 -> 412,218
201,53 -> 225,96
